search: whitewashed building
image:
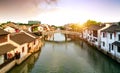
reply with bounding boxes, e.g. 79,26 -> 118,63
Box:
87,25 -> 105,46
0,29 -> 17,72
101,25 -> 120,57
82,24 -> 113,47
9,32 -> 36,64
4,26 -> 20,33
112,27 -> 120,59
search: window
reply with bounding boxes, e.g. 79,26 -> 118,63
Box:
109,44 -> 111,52
119,34 -> 120,41
110,33 -> 112,39
34,41 -> 36,45
27,44 -> 29,48
112,45 -> 114,50
103,42 -> 105,47
109,44 -> 111,49
22,47 -> 24,53
88,36 -> 89,39
93,30 -> 98,37
103,32 -> 105,37
94,38 -> 97,42
109,44 -> 114,51
117,46 -> 120,53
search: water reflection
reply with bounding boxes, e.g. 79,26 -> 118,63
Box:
74,41 -> 120,73
50,33 -> 65,41
8,50 -> 41,73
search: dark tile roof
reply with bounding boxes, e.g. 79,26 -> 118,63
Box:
8,26 -> 19,30
0,44 -> 16,55
101,25 -> 120,32
88,25 -> 105,30
112,41 -> 120,47
3,22 -> 18,29
10,32 -> 35,45
0,28 -> 9,35
24,30 -> 39,38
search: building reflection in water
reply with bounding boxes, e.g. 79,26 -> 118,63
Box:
74,40 -> 120,73
8,49 -> 41,73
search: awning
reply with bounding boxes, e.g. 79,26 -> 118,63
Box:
112,41 -> 120,47
0,44 -> 16,55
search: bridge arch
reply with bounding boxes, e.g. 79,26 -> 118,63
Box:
42,30 -> 82,41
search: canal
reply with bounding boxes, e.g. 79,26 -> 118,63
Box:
8,33 -> 120,73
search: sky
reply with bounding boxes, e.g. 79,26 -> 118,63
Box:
0,0 -> 120,26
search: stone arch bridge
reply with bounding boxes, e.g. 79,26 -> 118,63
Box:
42,30 -> 82,41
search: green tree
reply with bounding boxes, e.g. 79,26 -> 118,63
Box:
83,20 -> 101,27
69,23 -> 82,32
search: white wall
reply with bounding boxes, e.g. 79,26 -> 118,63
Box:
114,46 -> 120,58
19,44 -> 28,58
98,24 -> 111,46
116,32 -> 120,41
83,30 -> 88,39
100,32 -> 108,51
101,31 -> 120,57
9,39 -> 28,58
107,33 -> 115,55
0,55 -> 4,65
4,27 -> 15,33
114,32 -> 120,57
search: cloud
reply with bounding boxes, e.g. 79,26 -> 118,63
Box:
0,0 -> 58,18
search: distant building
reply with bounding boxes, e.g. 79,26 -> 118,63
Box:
4,26 -> 20,33
28,21 -> 41,25
3,22 -> 20,33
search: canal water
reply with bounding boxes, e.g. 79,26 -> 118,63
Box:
49,33 -> 65,41
8,33 -> 120,73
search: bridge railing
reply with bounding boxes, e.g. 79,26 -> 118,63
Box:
42,30 -> 82,35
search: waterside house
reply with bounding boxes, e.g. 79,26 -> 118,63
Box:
101,24 -> 120,62
86,25 -> 104,46
81,22 -> 120,63
9,32 -> 37,64
22,30 -> 43,52
3,22 -> 20,33
0,29 -> 17,73
4,26 -> 20,33
0,28 -> 43,73
82,23 -> 113,46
